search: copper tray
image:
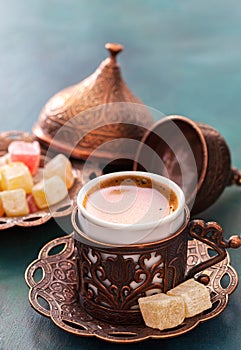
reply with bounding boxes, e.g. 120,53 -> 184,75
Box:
25,234 -> 238,343
0,131 -> 102,229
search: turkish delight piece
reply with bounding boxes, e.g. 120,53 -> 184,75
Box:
0,189 -> 29,216
0,173 -> 2,191
0,162 -> 33,194
8,141 -> 41,175
0,196 -> 5,216
27,194 -> 39,213
32,175 -> 68,209
167,278 -> 212,318
138,293 -> 185,330
44,154 -> 74,189
0,153 -> 10,167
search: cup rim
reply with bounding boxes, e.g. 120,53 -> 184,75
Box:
72,204 -> 190,249
77,171 -> 185,231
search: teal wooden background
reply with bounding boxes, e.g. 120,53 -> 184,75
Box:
1,1 -> 241,349
1,0 -> 241,169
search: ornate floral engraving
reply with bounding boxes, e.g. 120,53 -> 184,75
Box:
34,44 -> 153,160
25,235 -> 238,343
192,123 -> 231,213
77,226 -> 189,324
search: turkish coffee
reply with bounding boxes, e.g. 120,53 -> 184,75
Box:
83,175 -> 178,225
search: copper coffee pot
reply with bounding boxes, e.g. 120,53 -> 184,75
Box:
134,115 -> 241,214
33,43 -> 153,161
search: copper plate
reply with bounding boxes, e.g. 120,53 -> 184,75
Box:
25,234 -> 238,344
0,131 -> 102,229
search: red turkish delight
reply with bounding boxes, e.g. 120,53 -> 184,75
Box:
8,141 -> 41,175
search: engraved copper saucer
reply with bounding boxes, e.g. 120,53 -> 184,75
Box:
0,131 -> 102,229
25,234 -> 238,343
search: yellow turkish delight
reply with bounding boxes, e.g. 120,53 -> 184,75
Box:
0,196 -> 5,216
167,278 -> 212,318
138,279 -> 212,331
0,189 -> 29,216
0,162 -> 33,194
32,175 -> 68,209
0,153 -> 10,167
0,172 -> 2,191
138,293 -> 185,330
44,154 -> 74,189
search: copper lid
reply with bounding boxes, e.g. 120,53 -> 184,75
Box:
33,43 -> 153,160
134,115 -> 233,214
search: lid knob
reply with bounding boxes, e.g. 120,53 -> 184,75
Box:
105,42 -> 124,62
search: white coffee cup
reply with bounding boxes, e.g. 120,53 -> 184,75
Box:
76,171 -> 185,246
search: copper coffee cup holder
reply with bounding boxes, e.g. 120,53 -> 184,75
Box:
72,206 -> 241,325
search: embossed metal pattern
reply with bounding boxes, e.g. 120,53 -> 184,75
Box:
0,131 -> 102,229
134,115 -> 234,214
72,206 -> 240,325
25,235 -> 238,343
33,43 -> 154,160
76,227 -> 188,325
192,122 -> 231,213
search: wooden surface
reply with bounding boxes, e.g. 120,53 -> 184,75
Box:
1,1 -> 241,349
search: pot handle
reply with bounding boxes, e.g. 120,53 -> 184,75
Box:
186,219 -> 241,279
229,167 -> 241,186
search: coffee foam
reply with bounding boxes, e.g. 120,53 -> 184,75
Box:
83,175 -> 178,225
